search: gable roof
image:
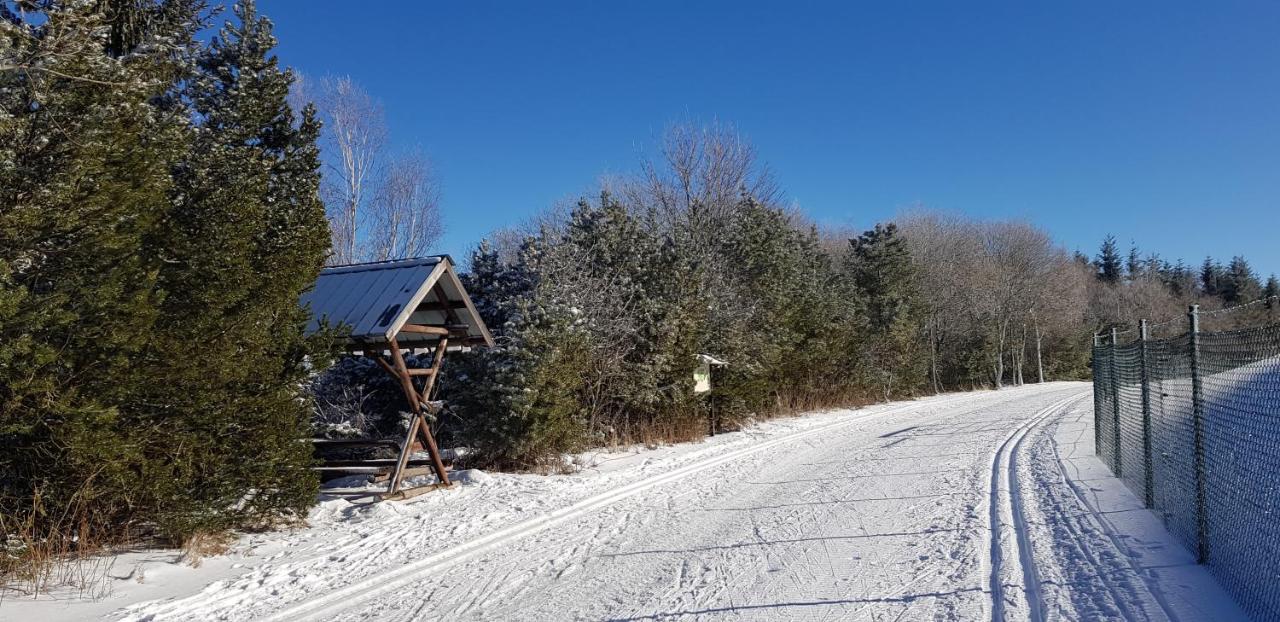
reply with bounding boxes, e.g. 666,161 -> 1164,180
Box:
300,256 -> 494,347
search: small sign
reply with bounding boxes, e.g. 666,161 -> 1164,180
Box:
694,354 -> 727,394
694,362 -> 712,393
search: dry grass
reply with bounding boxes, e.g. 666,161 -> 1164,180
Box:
179,531 -> 235,568
587,388 -> 889,459
1,517 -> 118,602
1,487 -> 239,600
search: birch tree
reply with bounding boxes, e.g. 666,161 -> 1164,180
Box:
367,151 -> 443,261
315,75 -> 386,264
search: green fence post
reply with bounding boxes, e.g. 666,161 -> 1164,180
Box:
1110,327 -> 1122,477
1188,304 -> 1208,564
1140,319 -> 1153,508
1093,333 -> 1103,457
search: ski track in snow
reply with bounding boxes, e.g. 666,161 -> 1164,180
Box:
985,392 -> 1087,622
8,382 -> 1255,622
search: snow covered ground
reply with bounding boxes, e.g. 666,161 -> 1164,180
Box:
2,382 -> 1251,621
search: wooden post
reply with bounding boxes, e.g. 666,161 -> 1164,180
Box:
386,336 -> 452,491
414,337 -> 451,488
387,412 -> 423,495
419,337 -> 449,405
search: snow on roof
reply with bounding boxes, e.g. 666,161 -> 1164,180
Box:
300,256 -> 494,347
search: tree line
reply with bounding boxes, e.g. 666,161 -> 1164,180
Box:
1087,234 -> 1278,334
394,126 -> 1099,468
417,131 -> 1278,469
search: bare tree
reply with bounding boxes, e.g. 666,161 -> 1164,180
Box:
366,151 -> 443,261
899,210 -> 982,393
314,75 -> 386,264
620,120 -> 781,236
902,211 -> 1086,389
976,221 -> 1062,388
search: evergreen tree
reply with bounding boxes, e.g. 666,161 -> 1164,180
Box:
1159,258 -> 1195,297
0,0 -> 198,546
1200,257 -> 1223,298
1126,244 -> 1143,279
1265,275 -> 1279,310
555,194 -> 696,429
1095,235 -> 1122,284
1220,256 -> 1261,305
445,236 -> 589,467
714,197 -> 863,408
124,0 -> 332,534
847,223 -> 924,397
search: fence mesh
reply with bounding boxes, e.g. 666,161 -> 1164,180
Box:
1093,314 -> 1280,621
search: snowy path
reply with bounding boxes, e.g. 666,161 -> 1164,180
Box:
9,382 -> 1250,621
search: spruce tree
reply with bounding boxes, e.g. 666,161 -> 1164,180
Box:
1220,256 -> 1261,305
1126,244 -> 1143,280
847,223 -> 924,397
446,237 -> 588,467
1200,257 -> 1223,298
1095,235 -> 1122,283
1265,275 -> 1279,311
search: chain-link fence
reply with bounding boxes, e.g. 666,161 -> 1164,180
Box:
1093,303 -> 1280,621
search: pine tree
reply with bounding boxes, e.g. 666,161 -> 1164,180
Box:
1265,275 -> 1279,310
1095,235 -> 1122,284
445,236 -> 588,467
1200,257 -> 1223,298
709,199 -> 810,404
1126,244 -> 1143,280
1220,256 -> 1261,305
125,0 -> 332,534
847,223 -> 924,397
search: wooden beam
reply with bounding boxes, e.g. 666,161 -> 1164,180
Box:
372,466 -> 437,483
416,300 -> 467,311
386,335 -> 452,490
320,458 -> 446,468
419,337 -> 448,403
414,336 -> 452,486
398,324 -> 449,336
431,284 -> 464,327
387,407 -> 421,495
308,438 -> 400,448
381,481 -> 448,501
373,355 -> 398,379
311,465 -> 392,473
406,368 -> 435,377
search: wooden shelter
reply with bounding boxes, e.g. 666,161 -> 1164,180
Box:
301,256 -> 494,499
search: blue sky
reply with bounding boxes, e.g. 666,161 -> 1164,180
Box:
260,1 -> 1280,277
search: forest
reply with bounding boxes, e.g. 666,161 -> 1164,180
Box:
2,0 -> 1277,588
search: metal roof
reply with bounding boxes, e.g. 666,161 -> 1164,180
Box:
300,256 -> 494,347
